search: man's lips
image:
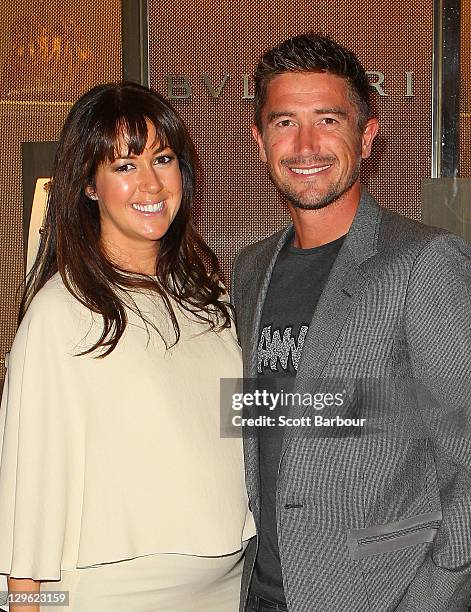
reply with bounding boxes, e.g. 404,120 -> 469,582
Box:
282,157 -> 335,176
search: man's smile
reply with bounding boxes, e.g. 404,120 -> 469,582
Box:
289,165 -> 332,175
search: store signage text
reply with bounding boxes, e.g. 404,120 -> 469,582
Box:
164,72 -> 415,100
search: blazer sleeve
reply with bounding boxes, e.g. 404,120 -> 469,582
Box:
397,233 -> 471,611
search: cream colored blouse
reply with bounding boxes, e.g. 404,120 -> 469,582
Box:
0,273 -> 255,580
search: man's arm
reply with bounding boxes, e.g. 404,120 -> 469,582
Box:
398,233 -> 471,611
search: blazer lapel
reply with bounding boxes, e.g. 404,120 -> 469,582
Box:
282,191 -> 383,452
245,226 -> 293,377
294,247 -> 368,387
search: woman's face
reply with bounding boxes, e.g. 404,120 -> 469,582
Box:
88,120 -> 183,265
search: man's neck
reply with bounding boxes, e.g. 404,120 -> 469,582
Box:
289,184 -> 361,249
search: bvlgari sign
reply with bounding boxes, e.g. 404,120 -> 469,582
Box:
164,72 -> 415,100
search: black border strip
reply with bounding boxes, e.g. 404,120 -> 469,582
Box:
121,0 -> 149,86
432,0 -> 461,177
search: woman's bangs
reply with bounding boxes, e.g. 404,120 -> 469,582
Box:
101,114 -> 175,163
144,110 -> 177,154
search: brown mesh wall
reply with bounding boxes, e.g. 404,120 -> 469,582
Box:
0,0 -> 122,382
460,0 -> 471,177
148,0 -> 433,284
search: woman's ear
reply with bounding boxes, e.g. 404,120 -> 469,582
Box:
85,185 -> 98,200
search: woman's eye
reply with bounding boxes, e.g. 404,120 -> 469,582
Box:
115,163 -> 134,172
154,155 -> 174,165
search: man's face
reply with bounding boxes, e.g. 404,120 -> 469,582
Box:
252,71 -> 378,210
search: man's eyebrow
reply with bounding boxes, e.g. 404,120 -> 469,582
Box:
315,107 -> 348,117
266,108 -> 349,123
267,111 -> 295,123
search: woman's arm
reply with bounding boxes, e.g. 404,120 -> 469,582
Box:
7,576 -> 40,612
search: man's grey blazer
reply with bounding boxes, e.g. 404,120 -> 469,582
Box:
232,191 -> 471,612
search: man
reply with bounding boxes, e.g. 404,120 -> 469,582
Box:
232,33 -> 471,611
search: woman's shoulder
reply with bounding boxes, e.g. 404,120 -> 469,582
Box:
22,273 -> 92,334
26,271 -> 64,306
10,274 -> 98,365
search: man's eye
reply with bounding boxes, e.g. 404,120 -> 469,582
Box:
276,119 -> 293,127
321,117 -> 338,125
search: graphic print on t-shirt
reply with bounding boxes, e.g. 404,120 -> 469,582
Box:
257,324 -> 308,373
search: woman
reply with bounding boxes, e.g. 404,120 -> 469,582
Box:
0,82 -> 255,611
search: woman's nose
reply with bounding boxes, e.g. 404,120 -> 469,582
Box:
139,166 -> 163,193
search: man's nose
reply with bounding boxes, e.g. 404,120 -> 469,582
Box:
295,123 -> 320,157
138,165 -> 163,193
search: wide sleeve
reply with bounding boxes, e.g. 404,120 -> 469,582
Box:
0,299 -> 83,580
397,233 -> 471,611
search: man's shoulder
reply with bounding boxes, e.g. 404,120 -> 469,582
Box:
378,205 -> 454,253
374,205 -> 471,281
381,205 -> 442,236
359,191 -> 446,249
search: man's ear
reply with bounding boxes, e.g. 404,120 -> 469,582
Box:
361,117 -> 379,160
251,124 -> 267,163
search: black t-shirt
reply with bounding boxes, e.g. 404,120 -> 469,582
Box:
251,233 -> 345,605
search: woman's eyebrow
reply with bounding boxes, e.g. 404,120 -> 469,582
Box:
112,144 -> 171,160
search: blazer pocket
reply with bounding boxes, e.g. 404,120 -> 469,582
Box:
346,510 -> 442,560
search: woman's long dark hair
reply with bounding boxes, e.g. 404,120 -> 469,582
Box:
19,82 -> 232,356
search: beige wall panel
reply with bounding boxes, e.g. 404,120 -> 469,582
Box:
148,0 -> 433,283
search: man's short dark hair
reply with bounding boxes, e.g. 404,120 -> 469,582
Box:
254,32 -> 372,131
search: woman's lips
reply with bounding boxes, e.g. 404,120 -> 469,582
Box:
131,201 -> 165,213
